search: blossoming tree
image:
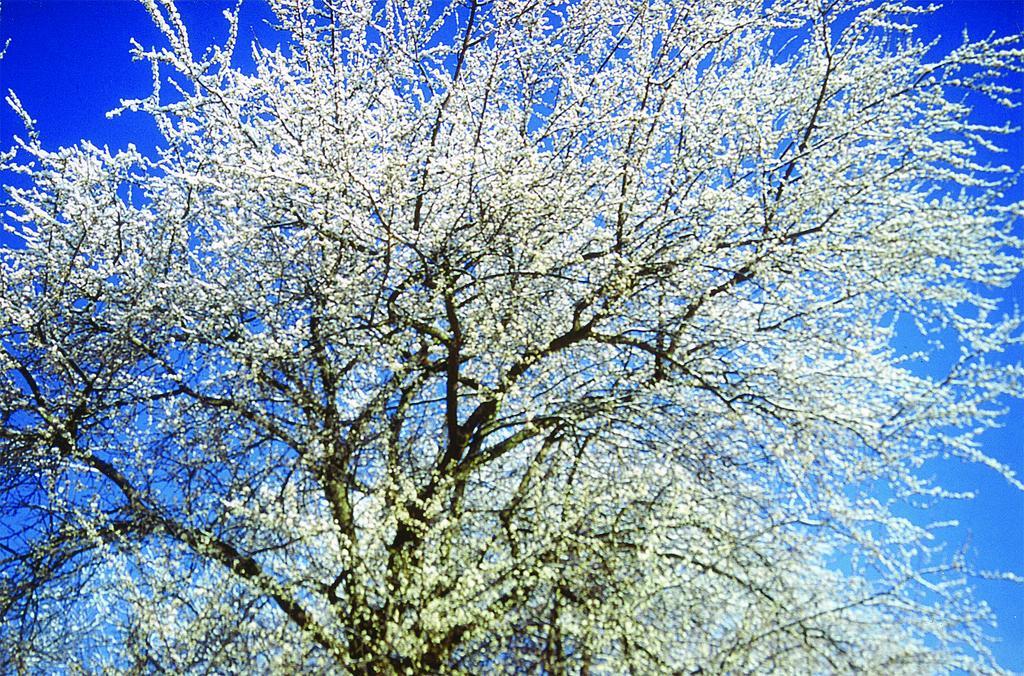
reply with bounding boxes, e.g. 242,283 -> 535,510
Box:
1,0 -> 1021,671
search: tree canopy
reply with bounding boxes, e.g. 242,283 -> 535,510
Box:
1,0 -> 1022,672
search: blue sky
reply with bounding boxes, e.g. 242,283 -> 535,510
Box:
0,0 -> 1021,669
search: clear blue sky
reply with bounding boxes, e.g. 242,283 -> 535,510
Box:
0,0 -> 1021,669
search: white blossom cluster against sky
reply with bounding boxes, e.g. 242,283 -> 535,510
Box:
0,0 -> 1021,671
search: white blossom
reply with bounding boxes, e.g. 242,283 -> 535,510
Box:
1,0 -> 1021,672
